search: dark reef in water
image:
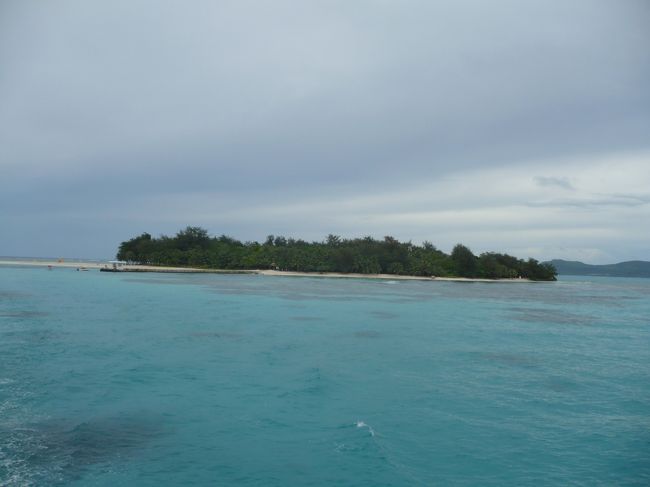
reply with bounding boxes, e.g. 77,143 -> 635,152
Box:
1,413 -> 166,484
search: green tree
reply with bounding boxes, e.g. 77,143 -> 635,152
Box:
451,244 -> 477,277
117,232 -> 152,263
175,226 -> 210,251
115,228 -> 556,280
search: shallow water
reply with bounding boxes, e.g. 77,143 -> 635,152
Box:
1,267 -> 649,485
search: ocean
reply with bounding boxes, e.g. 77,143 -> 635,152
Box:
1,266 -> 649,486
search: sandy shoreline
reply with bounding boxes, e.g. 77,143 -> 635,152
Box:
0,259 -> 254,274
0,259 -> 107,270
0,259 -> 535,282
257,269 -> 531,282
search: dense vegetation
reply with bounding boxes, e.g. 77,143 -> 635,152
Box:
117,226 -> 557,280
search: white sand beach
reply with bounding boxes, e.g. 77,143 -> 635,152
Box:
0,259 -> 254,273
0,259 -> 533,282
0,259 -> 107,270
257,270 -> 531,282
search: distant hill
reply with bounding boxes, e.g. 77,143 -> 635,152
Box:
547,259 -> 650,278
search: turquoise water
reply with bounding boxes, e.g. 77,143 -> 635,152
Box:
1,267 -> 649,486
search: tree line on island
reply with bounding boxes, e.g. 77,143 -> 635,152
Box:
117,226 -> 557,280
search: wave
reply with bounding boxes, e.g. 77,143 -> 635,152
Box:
355,420 -> 376,437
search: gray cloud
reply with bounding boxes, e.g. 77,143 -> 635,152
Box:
526,197 -> 648,209
533,177 -> 575,191
0,0 -> 649,262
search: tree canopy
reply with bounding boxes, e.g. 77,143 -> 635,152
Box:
116,227 -> 557,280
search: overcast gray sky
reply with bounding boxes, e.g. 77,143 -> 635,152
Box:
1,0 -> 649,263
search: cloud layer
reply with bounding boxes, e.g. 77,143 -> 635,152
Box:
1,1 -> 649,262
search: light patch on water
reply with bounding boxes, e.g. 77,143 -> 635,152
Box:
356,421 -> 376,436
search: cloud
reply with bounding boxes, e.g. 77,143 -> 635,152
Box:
0,1 -> 649,262
19,149 -> 643,264
533,176 -> 575,190
526,195 -> 650,209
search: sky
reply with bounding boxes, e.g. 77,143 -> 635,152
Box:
1,0 -> 649,263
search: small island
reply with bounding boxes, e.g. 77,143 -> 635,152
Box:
115,227 -> 557,281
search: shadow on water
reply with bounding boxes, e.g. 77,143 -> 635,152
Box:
0,413 -> 166,485
189,331 -> 243,339
0,291 -> 32,301
276,367 -> 327,399
1,329 -> 63,345
477,351 -> 540,368
0,311 -> 50,319
507,307 -> 597,326
542,376 -> 579,393
354,330 -> 381,338
369,311 -> 399,320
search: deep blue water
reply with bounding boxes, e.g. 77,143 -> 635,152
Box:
1,266 -> 649,486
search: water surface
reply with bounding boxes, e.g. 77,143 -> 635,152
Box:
1,267 -> 649,485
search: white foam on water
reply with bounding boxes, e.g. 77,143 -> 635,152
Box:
355,420 -> 375,436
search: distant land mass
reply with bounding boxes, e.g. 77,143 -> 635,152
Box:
116,226 -> 557,280
547,260 -> 650,278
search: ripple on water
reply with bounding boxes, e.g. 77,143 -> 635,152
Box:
542,376 -> 579,393
478,351 -> 540,368
189,331 -> 243,339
